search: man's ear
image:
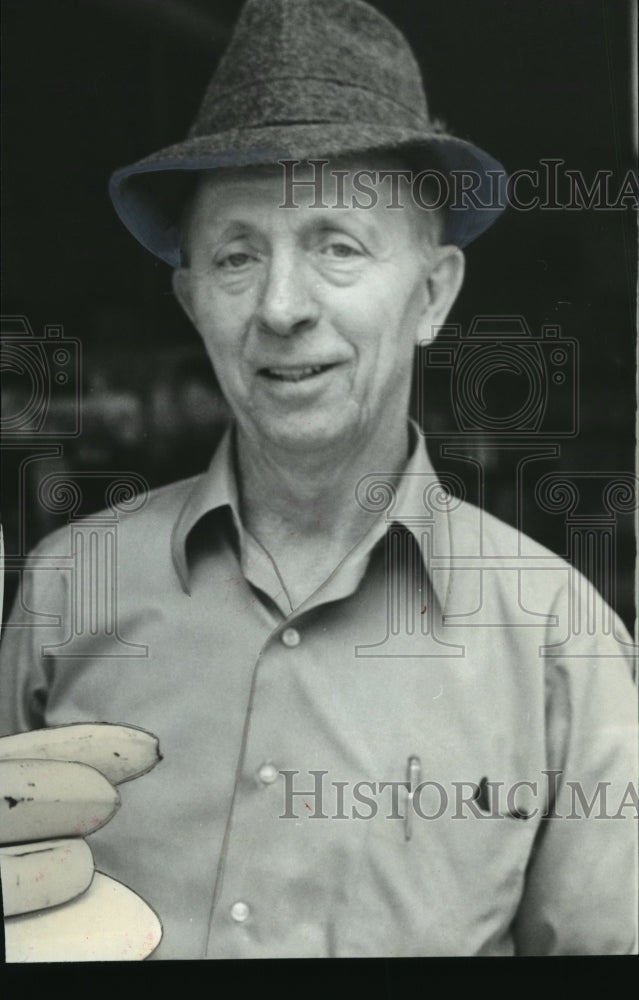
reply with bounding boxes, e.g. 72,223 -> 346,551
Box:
172,268 -> 197,326
416,246 -> 465,343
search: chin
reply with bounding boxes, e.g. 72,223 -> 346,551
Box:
254,413 -> 353,454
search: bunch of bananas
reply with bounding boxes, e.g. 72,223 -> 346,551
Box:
0,723 -> 163,961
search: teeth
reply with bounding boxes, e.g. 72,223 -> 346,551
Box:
265,365 -> 326,381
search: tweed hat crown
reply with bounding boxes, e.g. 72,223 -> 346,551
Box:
109,0 -> 506,265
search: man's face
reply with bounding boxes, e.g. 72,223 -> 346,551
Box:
173,158 -> 463,456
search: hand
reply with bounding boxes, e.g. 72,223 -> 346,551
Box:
0,722 -> 163,961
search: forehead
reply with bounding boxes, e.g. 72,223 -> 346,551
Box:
184,155 -> 437,243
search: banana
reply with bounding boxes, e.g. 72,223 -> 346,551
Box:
4,871 -> 163,962
0,722 -> 161,785
0,758 -> 120,844
0,837 -> 95,916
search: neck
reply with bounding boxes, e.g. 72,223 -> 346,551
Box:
235,420 -> 412,547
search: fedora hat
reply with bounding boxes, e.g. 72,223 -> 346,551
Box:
109,0 -> 507,266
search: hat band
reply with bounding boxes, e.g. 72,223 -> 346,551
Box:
190,77 -> 430,137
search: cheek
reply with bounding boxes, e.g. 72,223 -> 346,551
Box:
193,287 -> 228,331
344,291 -> 420,362
349,288 -> 424,396
192,294 -> 248,364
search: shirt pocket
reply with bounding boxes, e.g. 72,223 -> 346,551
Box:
332,778 -> 540,957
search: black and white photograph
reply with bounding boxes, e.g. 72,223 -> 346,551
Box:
1,0 -> 637,980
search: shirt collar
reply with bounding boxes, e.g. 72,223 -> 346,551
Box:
171,425 -> 241,592
350,422 -> 453,612
171,422 -> 452,610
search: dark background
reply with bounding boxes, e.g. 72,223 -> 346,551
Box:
1,0 -> 637,630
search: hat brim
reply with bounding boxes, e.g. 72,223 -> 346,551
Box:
109,124 -> 507,266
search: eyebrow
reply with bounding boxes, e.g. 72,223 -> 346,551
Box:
298,212 -> 383,244
195,205 -> 397,252
202,219 -> 258,242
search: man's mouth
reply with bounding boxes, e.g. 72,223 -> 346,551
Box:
259,363 -> 337,383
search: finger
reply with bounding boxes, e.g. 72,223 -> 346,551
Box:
0,837 -> 94,916
0,723 -> 162,785
0,759 -> 120,844
4,871 -> 163,962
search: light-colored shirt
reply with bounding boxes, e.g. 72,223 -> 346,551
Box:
0,425 -> 636,958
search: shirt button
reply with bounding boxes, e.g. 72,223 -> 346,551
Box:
257,762 -> 279,784
230,901 -> 250,923
281,627 -> 301,647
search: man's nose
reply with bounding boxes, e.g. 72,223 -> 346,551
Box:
255,249 -> 320,337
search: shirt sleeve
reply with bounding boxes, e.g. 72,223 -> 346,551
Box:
0,540 -> 67,736
512,575 -> 638,955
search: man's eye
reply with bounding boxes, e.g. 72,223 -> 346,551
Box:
323,242 -> 362,259
216,251 -> 256,269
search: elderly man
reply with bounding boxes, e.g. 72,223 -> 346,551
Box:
0,0 -> 637,961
